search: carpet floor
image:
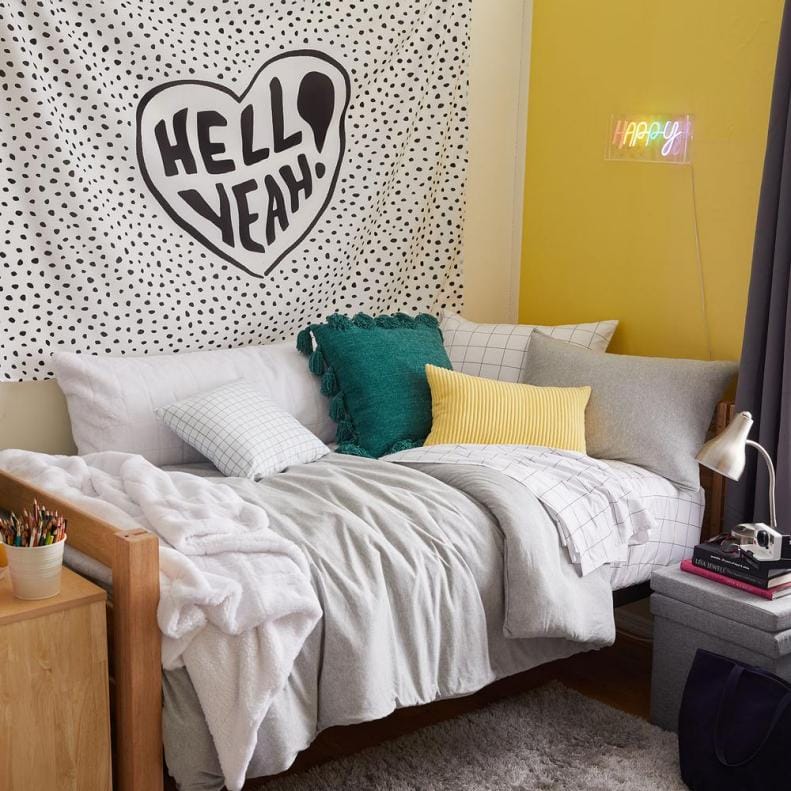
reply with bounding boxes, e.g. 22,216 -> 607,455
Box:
254,682 -> 685,790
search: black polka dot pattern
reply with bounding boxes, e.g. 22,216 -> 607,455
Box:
0,0 -> 468,381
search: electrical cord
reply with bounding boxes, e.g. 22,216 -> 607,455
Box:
689,163 -> 714,360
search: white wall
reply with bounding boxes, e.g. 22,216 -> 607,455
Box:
464,0 -> 532,322
0,380 -> 75,454
0,1 -> 533,454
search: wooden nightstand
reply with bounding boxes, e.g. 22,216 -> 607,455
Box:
0,566 -> 112,790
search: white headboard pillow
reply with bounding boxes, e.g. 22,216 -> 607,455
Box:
52,341 -> 335,466
440,312 -> 618,383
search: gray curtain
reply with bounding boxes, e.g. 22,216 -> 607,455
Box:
726,0 -> 791,531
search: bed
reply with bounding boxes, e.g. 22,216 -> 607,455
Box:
0,402 -> 731,791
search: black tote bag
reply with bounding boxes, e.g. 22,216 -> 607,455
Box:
678,649 -> 791,790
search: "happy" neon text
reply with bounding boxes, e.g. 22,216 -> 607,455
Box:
607,115 -> 692,164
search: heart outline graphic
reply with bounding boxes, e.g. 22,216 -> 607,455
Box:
136,49 -> 351,278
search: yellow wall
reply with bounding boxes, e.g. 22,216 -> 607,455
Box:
520,0 -> 783,361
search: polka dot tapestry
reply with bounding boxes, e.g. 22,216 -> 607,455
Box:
0,0 -> 469,381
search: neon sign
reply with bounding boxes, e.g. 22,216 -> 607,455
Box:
606,114 -> 693,164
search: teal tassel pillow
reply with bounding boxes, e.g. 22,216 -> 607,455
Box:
297,312 -> 452,457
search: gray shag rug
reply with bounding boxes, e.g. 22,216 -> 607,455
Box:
255,683 -> 686,790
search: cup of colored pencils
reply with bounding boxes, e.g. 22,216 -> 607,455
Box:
0,500 -> 68,600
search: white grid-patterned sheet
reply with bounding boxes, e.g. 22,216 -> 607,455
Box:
156,381 -> 329,480
387,444 -> 703,579
440,312 -> 619,383
387,444 -> 655,575
605,460 -> 704,590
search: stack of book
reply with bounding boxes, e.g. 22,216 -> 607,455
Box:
681,533 -> 791,600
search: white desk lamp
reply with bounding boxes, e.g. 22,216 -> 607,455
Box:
696,411 -> 786,562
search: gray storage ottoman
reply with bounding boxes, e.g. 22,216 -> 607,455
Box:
650,564 -> 791,732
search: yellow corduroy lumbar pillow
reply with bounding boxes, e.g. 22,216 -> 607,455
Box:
424,364 -> 591,452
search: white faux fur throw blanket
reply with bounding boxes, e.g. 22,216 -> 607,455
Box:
0,450 -> 321,791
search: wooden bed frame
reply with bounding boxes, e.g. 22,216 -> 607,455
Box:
0,400 -> 735,791
699,401 -> 735,542
0,481 -> 162,791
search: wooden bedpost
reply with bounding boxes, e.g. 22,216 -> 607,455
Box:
700,401 -> 735,541
113,529 -> 163,791
0,470 -> 165,789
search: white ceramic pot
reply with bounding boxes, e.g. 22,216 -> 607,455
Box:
4,541 -> 65,600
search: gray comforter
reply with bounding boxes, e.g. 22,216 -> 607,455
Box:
162,454 -> 614,791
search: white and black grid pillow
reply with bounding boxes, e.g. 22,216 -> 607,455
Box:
156,381 -> 329,480
440,312 -> 618,383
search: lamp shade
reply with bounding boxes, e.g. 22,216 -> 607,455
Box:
695,411 -> 754,481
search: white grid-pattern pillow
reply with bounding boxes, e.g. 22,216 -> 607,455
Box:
156,381 -> 329,479
440,312 -> 618,383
